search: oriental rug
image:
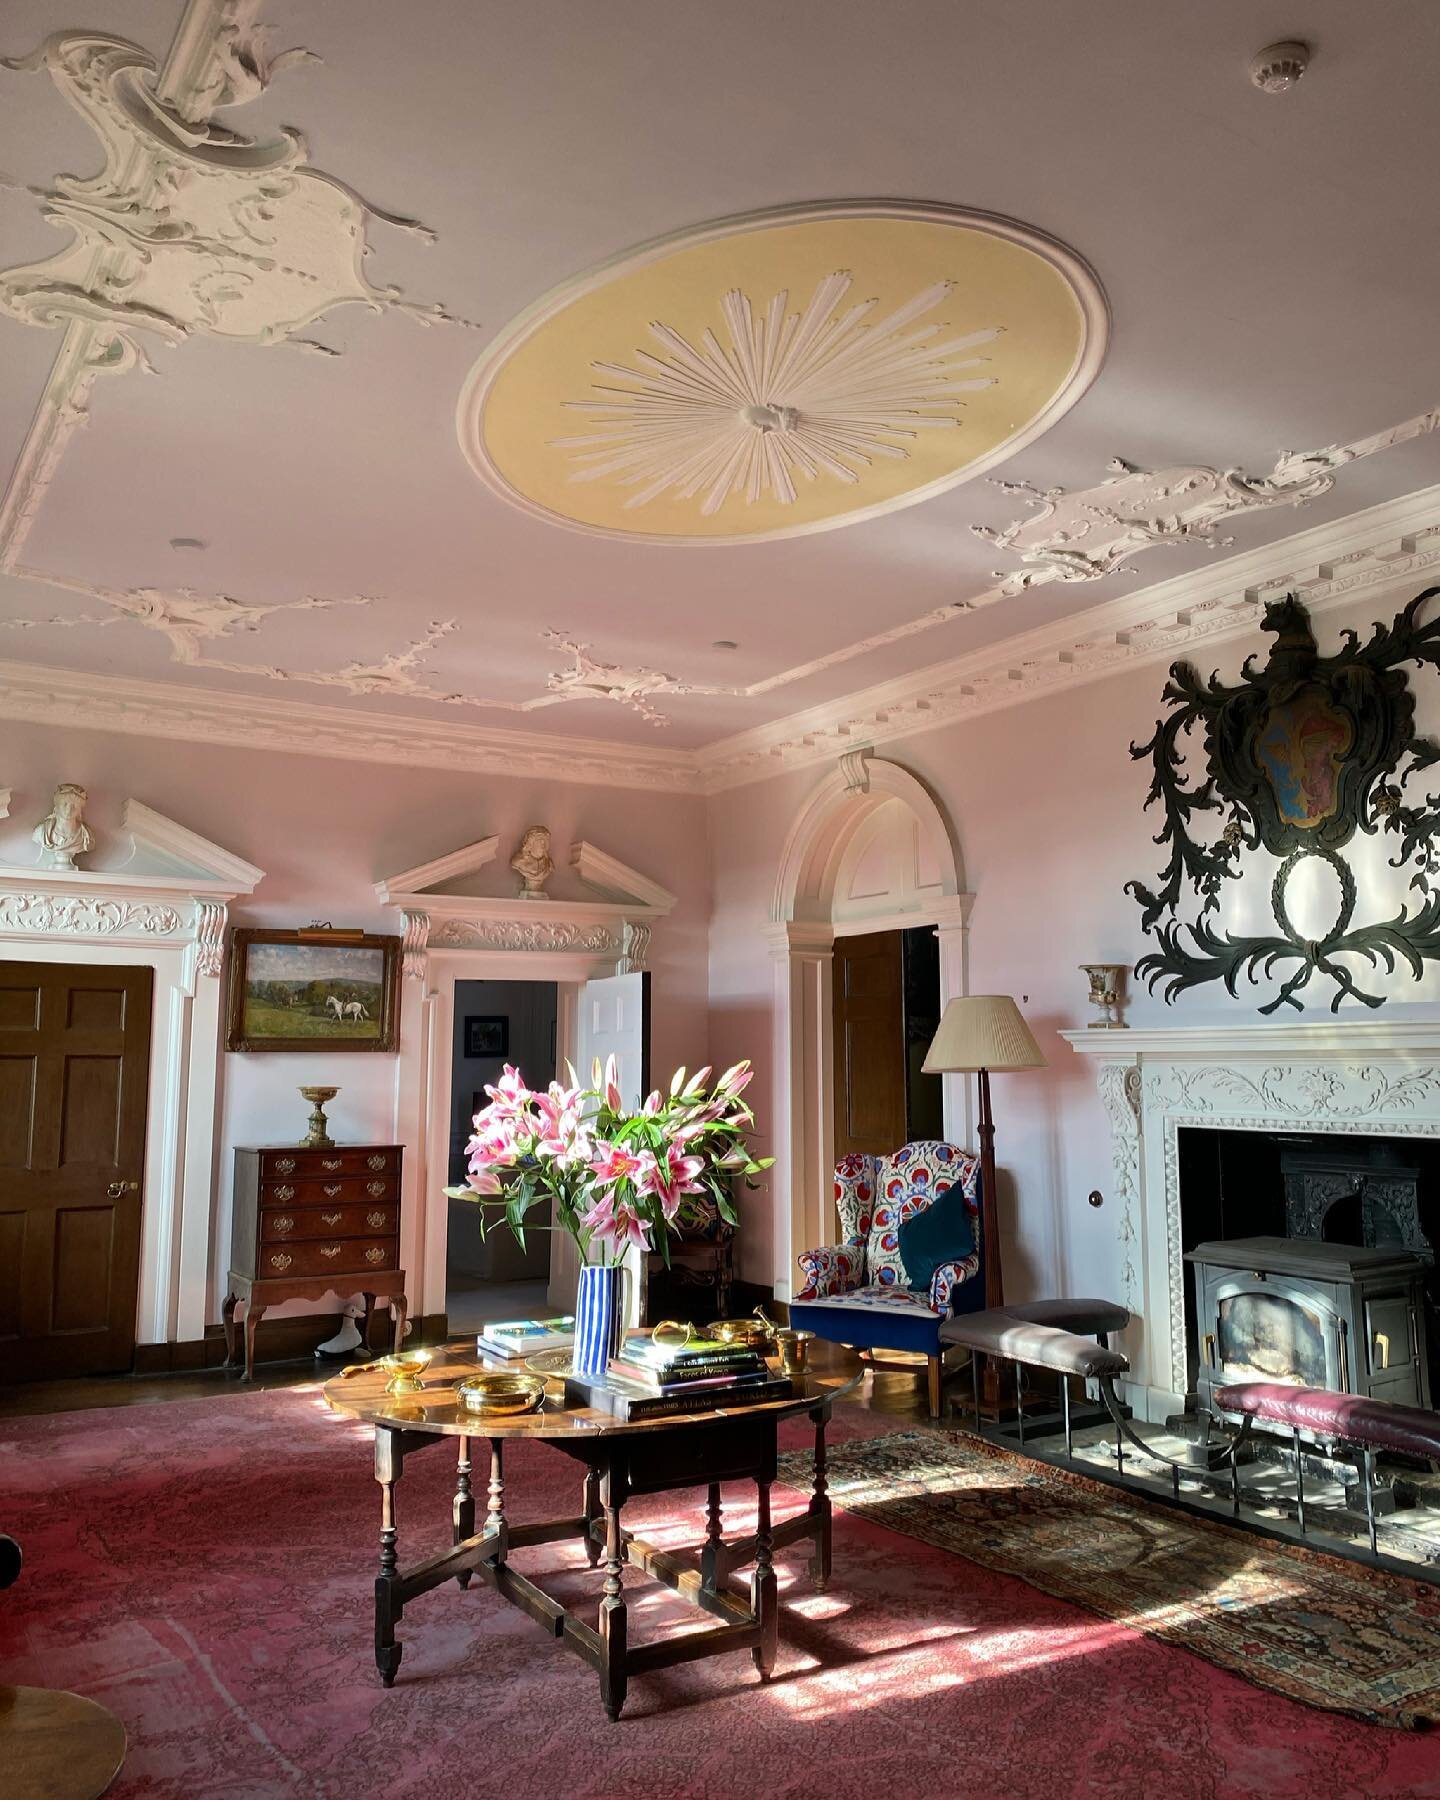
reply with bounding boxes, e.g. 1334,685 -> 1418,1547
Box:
2,1390 -> 1439,1798
777,1427 -> 1440,1731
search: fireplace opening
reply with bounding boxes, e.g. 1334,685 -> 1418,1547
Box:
1177,1125 -> 1440,1401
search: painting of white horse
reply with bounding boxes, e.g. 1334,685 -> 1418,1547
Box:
229,930 -> 398,1052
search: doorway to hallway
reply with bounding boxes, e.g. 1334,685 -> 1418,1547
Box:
445,977 -> 557,1334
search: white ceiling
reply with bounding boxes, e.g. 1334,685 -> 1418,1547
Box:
3,0 -> 1440,762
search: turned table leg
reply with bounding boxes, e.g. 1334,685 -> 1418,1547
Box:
486,1439 -> 508,1565
752,1474 -> 778,1682
374,1427 -> 405,1687
221,1293 -> 239,1367
582,1468 -> 601,1568
389,1293 -> 409,1355
454,1437 -> 475,1587
701,1481 -> 724,1589
599,1465 -> 628,1722
809,1411 -> 832,1592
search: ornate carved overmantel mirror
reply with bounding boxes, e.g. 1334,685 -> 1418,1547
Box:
1127,587 -> 1440,1013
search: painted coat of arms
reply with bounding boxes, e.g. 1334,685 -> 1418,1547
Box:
1127,588 -> 1440,1012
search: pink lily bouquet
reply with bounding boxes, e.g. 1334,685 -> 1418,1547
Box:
457,1058 -> 772,1267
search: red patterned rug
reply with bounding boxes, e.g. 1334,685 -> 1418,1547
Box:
778,1428 -> 1440,1730
2,1388 -> 1439,1799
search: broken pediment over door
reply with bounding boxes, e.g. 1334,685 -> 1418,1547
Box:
374,833 -> 676,979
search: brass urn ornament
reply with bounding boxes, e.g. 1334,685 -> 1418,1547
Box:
298,1084 -> 340,1149
1079,964 -> 1125,1029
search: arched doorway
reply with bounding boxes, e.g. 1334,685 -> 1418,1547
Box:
766,754 -> 971,1298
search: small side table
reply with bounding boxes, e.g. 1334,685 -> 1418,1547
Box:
223,1273 -> 408,1381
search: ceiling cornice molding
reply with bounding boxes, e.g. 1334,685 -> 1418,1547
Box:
0,658 -> 705,793
1,485 -> 1439,797
696,481 -> 1440,792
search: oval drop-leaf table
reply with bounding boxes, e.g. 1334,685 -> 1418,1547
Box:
324,1341 -> 862,1719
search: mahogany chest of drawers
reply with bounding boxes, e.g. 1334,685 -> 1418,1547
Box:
223,1143 -> 407,1379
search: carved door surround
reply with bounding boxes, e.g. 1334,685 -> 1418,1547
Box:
1064,1020 -> 1440,1422
768,753 -> 973,1299
375,834 -> 676,1318
0,799 -> 263,1348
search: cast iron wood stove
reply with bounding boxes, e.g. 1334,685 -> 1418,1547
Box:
1186,1235 -> 1431,1421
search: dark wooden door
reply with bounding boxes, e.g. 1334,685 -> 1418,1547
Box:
0,962 -> 152,1379
832,930 -> 908,1163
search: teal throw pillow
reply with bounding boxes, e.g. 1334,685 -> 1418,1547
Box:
897,1183 -> 976,1294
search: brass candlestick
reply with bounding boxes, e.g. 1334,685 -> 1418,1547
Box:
298,1085 -> 340,1149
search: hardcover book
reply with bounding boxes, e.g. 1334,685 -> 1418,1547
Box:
564,1371 -> 793,1422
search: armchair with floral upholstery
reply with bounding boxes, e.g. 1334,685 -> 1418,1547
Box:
789,1140 -> 983,1416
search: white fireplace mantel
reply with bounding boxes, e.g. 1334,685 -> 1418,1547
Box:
1062,1020 -> 1440,1421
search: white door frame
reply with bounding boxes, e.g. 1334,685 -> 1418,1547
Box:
0,806 -> 262,1345
395,930 -> 640,1320
765,754 -> 972,1299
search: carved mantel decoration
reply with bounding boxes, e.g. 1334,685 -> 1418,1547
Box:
1065,1021 -> 1440,1421
375,835 -> 675,984
1128,587 -> 1440,1014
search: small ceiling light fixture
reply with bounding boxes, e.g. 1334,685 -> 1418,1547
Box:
168,535 -> 207,550
1249,40 -> 1311,94
712,638 -> 739,651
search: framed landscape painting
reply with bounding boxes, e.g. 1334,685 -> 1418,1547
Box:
226,928 -> 400,1053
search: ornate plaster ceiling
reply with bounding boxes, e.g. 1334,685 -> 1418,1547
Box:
460,202 -> 1103,543
1,0 -> 1439,776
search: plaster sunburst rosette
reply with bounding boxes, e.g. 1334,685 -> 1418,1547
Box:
458,200 -> 1107,545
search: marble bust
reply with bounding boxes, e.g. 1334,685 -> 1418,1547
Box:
509,824 -> 553,899
33,782 -> 94,870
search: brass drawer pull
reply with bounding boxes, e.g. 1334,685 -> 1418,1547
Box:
366,1210 -> 387,1229
364,1246 -> 386,1264
320,1244 -> 341,1259
366,1180 -> 386,1198
272,1215 -> 295,1235
322,1158 -> 342,1171
321,1211 -> 342,1225
272,1184 -> 296,1202
273,1156 -> 296,1174
270,1251 -> 293,1271
323,1184 -> 343,1197
367,1154 -> 386,1171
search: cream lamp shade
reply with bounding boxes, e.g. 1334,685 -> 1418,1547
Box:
922,994 -> 1046,1073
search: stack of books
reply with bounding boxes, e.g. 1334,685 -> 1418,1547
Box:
565,1330 -> 792,1421
476,1316 -> 575,1360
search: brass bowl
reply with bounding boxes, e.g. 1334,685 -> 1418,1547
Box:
706,1318 -> 773,1350
382,1348 -> 433,1377
453,1372 -> 547,1417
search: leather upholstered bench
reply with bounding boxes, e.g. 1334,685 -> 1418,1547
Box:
1216,1381 -> 1440,1552
939,1300 -> 1131,1457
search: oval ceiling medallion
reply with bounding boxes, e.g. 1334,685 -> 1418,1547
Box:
458,201 -> 1107,546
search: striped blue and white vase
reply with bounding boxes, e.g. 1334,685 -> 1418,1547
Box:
573,1264 -> 626,1379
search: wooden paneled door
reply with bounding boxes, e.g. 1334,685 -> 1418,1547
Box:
831,930 -> 908,1164
0,962 -> 153,1379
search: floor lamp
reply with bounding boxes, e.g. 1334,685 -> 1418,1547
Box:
923,995 -> 1046,1405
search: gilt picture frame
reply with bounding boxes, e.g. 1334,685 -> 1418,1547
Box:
225,928 -> 401,1053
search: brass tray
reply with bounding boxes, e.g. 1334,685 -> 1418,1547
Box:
453,1371 -> 548,1416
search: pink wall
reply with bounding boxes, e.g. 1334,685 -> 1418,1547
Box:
706,575 -> 1440,1298
0,719 -> 711,1323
